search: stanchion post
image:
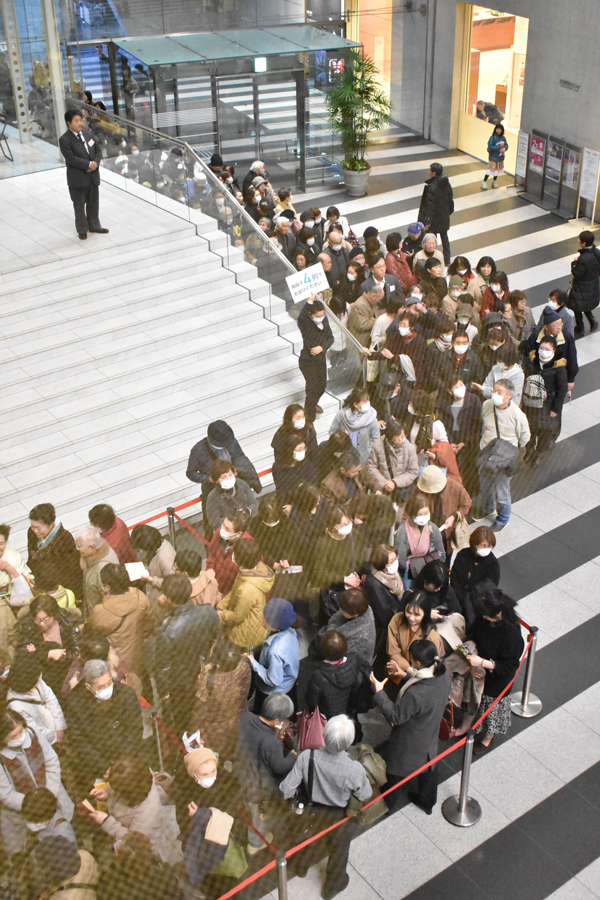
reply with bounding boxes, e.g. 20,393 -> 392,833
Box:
510,626 -> 542,717
442,731 -> 482,827
167,507 -> 176,549
153,715 -> 164,772
276,851 -> 288,900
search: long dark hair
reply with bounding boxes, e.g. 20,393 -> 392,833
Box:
402,589 -> 435,638
409,639 -> 446,675
206,638 -> 244,695
476,588 -> 519,624
412,559 -> 449,600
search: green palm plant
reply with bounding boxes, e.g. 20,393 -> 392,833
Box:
326,49 -> 392,172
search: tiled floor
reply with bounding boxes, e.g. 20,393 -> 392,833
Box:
0,123 -> 63,179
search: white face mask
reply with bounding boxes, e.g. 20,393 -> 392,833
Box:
305,220 -> 314,227
347,273 -> 357,282
457,317 -> 470,325
476,547 -> 492,557
359,402 -> 371,413
450,290 -> 462,299
491,283 -> 502,294
399,326 -> 410,336
194,774 -> 217,788
220,476 -> 236,491
458,268 -> 467,275
539,349 -> 554,361
226,177 -> 233,184
263,520 -> 280,528
492,393 -> 506,407
94,684 -> 114,701
407,403 -> 415,415
547,300 -> 559,311
315,217 -> 322,224
27,821 -> 50,832
454,343 -> 468,355
413,513 -> 430,527
385,559 -> 399,575
294,418 -> 306,430
7,734 -> 25,749
453,384 -> 466,399
220,526 -> 238,541
132,149 -> 139,156
489,343 -> 501,352
442,333 -> 454,342
313,318 -> 325,329
293,450 -> 306,461
411,292 -> 422,301
216,198 -> 225,207
306,238 -> 315,246
330,242 -> 341,250
336,522 -> 352,536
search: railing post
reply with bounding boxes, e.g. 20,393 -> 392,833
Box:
167,507 -> 176,549
276,851 -> 288,900
510,627 -> 542,718
442,731 -> 482,827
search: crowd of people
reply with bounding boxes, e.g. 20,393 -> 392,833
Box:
1,144 -> 599,900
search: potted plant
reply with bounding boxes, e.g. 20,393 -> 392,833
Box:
326,49 -> 392,197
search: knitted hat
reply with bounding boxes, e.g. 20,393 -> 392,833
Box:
407,222 -> 423,236
210,153 -> 224,167
542,309 -> 561,324
207,420 -> 234,446
349,246 -> 365,260
184,747 -> 218,777
417,465 -> 447,494
456,303 -> 474,320
263,597 -> 296,631
449,275 -> 464,289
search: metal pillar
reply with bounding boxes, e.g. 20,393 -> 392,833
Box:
167,507 -> 176,549
295,68 -> 306,192
0,0 -> 31,141
510,628 -> 542,718
108,42 -> 120,115
276,852 -> 288,900
40,0 -> 66,142
210,73 -> 220,155
442,731 -> 482,827
252,76 -> 260,159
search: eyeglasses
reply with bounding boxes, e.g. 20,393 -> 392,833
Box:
35,615 -> 53,627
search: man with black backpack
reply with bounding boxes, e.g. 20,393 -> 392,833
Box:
473,379 -> 530,533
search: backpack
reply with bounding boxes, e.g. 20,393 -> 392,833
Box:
522,374 -> 547,408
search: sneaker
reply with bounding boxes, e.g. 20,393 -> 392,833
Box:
491,180 -> 499,188
247,831 -> 273,856
480,180 -> 488,190
490,520 -> 507,533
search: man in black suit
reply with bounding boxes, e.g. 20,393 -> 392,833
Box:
362,251 -> 404,307
58,108 -> 109,240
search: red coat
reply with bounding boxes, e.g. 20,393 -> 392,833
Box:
385,250 -> 418,294
101,517 -> 137,565
428,442 -> 462,484
206,529 -> 253,596
480,286 -> 510,318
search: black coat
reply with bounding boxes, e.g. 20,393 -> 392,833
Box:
298,310 -> 334,361
322,246 -> 350,286
436,391 -> 483,448
568,245 -> 600,313
249,517 -> 297,568
58,127 -> 102,188
418,174 -> 454,233
154,601 -> 221,696
450,548 -> 500,611
272,458 -> 317,505
468,615 -> 524,697
305,656 -> 361,718
186,435 -> 261,492
361,572 -> 404,640
271,423 -> 318,462
521,327 -> 579,384
429,350 -> 484,396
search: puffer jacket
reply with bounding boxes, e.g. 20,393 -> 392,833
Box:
218,561 -> 275,648
367,438 -> 419,490
329,407 -> 381,463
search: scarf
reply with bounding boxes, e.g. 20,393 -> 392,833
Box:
37,522 -> 61,550
414,414 -> 434,450
405,521 -> 431,559
373,568 -> 404,598
400,663 -> 436,697
2,730 -> 46,794
435,335 -> 452,352
342,407 -> 377,448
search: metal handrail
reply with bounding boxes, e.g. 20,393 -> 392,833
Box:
74,97 -> 367,365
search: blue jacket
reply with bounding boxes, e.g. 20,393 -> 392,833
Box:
251,628 -> 299,694
487,132 -> 508,162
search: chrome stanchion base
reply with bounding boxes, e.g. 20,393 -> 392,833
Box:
510,691 -> 542,717
442,795 -> 482,827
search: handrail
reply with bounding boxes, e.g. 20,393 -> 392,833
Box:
73,97 -> 368,367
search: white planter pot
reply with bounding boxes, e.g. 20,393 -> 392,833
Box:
343,167 -> 370,197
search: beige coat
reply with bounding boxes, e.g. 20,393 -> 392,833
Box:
367,438 -> 419,490
347,294 -> 378,347
80,540 -> 119,616
85,587 -> 155,676
48,850 -> 98,900
191,569 -> 222,607
321,468 -> 377,507
387,613 -> 444,680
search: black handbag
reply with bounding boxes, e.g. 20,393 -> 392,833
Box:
476,406 -> 520,478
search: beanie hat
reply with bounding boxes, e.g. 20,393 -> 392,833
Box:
542,309 -> 561,324
449,275 -> 464,289
184,747 -> 218,777
207,420 -> 234,446
209,153 -> 224,168
263,598 -> 296,631
349,246 -> 365,260
417,465 -> 447,494
407,222 -> 423,236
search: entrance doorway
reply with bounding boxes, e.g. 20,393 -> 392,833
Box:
457,5 -> 529,174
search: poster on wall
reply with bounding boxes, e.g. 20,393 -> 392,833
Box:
545,141 -> 564,183
529,135 -> 546,173
515,131 -> 529,178
579,148 -> 600,202
562,148 -> 581,191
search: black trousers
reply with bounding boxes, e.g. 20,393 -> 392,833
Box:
434,230 -> 451,266
575,309 -> 597,329
69,181 -> 101,234
299,354 -> 327,422
384,763 -> 438,814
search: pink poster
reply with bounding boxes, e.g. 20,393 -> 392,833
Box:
529,135 -> 546,174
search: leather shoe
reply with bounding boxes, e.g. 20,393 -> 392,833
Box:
78,233 -> 87,240
591,320 -> 599,333
315,404 -> 323,414
407,791 -> 433,815
89,227 -> 109,233
321,874 -> 349,900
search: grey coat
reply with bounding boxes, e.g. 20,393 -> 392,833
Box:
374,669 -> 451,777
326,607 -> 376,666
329,408 -> 380,464
367,438 -> 419,490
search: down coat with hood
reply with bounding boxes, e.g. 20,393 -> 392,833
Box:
329,406 -> 380,464
218,561 -> 275,648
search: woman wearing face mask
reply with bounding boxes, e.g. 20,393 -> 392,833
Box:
286,483 -> 328,569
433,330 -> 483,393
295,227 -> 318,266
309,508 -> 365,622
272,435 -> 317,506
371,310 -> 428,390
328,387 -> 381,464
468,256 -> 496,310
414,464 -> 472,554
385,591 -> 443,684
7,652 -> 66,747
522,335 -> 568,467
442,275 -> 467,320
508,290 -> 535,341
367,419 -> 419,504
450,526 -> 500,623
474,320 -> 510,376
424,315 -> 456,391
362,544 -> 405,647
448,256 -> 475,288
394,493 -> 446,587
0,710 -> 74,856
298,299 -> 334,422
480,271 -> 510,318
206,511 -> 252,597
474,341 -> 524,408
333,261 -> 365,306
436,374 -> 482,496
271,403 -> 317,464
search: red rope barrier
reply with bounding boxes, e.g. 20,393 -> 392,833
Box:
173,512 -> 210,547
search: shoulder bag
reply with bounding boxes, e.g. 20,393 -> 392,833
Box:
476,405 -> 520,478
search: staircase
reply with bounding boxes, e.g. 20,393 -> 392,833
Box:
0,168 -> 339,553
